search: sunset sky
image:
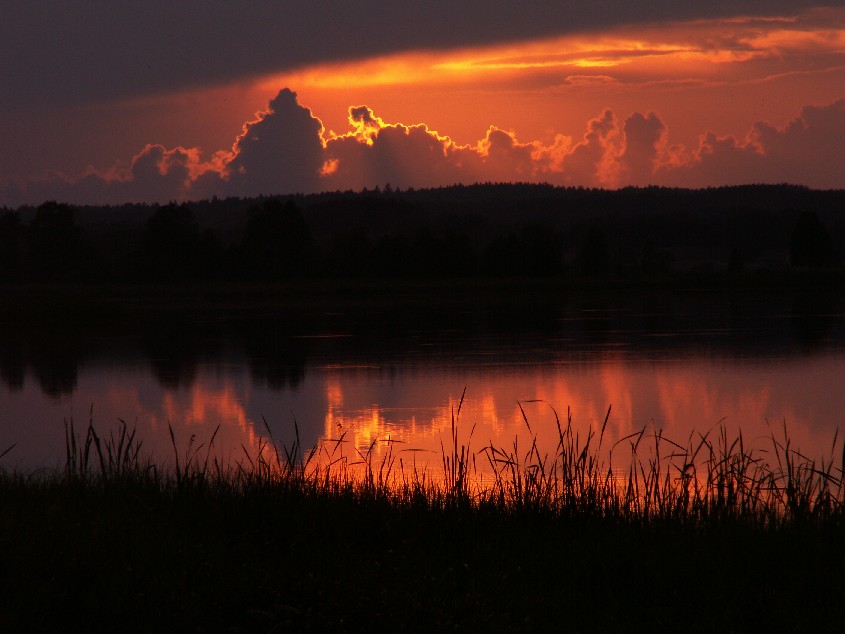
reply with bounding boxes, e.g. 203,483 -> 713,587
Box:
2,1 -> 844,206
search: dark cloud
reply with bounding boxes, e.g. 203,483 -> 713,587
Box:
619,112 -> 667,186
2,1 -> 831,108
664,133 -> 764,188
749,99 -> 845,188
222,89 -> 325,196
114,145 -> 197,202
349,106 -> 380,128
663,99 -> 845,188
2,144 -> 202,206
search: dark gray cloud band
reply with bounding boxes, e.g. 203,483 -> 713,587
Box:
2,1 -> 833,107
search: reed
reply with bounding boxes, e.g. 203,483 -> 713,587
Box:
3,407 -> 842,632
49,401 -> 845,525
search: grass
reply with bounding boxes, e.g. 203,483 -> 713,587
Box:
1,404 -> 844,632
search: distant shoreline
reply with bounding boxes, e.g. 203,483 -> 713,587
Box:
2,184 -> 844,285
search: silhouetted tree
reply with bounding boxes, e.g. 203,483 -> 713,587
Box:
641,240 -> 673,275
195,228 -> 225,280
137,202 -> 201,281
577,227 -> 609,277
240,199 -> 316,279
325,228 -> 373,277
372,234 -> 411,277
521,225 -> 563,276
27,201 -> 84,281
411,227 -> 476,277
3,183 -> 843,285
484,227 -> 562,277
483,232 -> 521,276
790,211 -> 835,268
0,210 -> 22,282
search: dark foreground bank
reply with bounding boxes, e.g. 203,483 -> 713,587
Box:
1,418 -> 844,633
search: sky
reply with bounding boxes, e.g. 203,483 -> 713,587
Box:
2,1 -> 845,206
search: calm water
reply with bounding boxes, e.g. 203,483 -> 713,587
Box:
2,287 -> 844,476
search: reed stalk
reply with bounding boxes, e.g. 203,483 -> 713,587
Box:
49,402 -> 844,526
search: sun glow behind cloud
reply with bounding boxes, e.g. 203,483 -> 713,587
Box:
268,8 -> 845,88
249,7 -> 845,151
2,7 -> 845,205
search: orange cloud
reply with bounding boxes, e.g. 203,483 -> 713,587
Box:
619,112 -> 669,186
263,7 -> 845,93
320,105 -> 472,190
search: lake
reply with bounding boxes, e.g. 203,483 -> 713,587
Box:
2,284 -> 844,480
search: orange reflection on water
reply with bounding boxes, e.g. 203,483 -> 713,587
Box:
160,384 -> 248,430
3,349 -> 843,486
311,356 -> 843,487
129,380 -> 267,467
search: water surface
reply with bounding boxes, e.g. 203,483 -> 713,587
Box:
2,287 -> 843,477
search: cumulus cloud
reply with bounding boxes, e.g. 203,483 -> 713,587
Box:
107,144 -> 201,201
618,112 -> 667,186
749,99 -> 845,188
321,107 -> 473,190
3,90 -> 845,206
1,90 -> 325,205
220,88 -> 326,196
1,144 -> 207,206
557,110 -> 620,187
662,99 -> 845,188
476,128 -> 547,182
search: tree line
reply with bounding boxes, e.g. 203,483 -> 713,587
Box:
1,183 -> 842,284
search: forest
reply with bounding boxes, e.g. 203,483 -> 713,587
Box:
1,183 -> 844,284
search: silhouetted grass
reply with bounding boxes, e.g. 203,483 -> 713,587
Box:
1,406 -> 843,632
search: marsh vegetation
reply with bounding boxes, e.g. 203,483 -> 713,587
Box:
2,405 -> 843,632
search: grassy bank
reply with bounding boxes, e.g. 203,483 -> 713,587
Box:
1,411 -> 844,632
